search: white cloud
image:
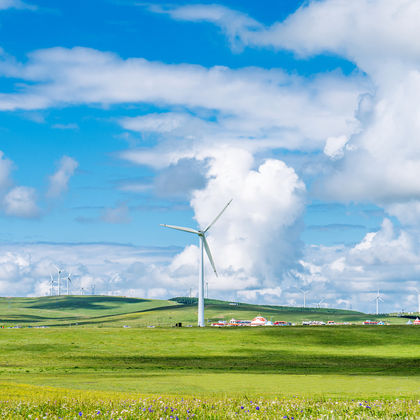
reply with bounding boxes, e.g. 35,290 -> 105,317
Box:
144,2 -> 420,221
161,147 -> 306,295
47,155 -> 78,198
301,219 -> 420,313
3,186 -> 39,218
0,47 -> 364,159
153,1 -> 420,73
144,3 -> 262,52
0,0 -> 36,10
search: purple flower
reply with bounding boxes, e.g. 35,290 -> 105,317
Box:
241,406 -> 244,409
256,406 -> 260,410
79,412 -> 82,417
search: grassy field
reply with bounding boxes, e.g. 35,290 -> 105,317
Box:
0,295 -> 408,327
0,325 -> 419,398
0,296 -> 418,418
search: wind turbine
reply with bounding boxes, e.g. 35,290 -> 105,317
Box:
415,288 -> 420,314
54,266 -> 63,296
316,297 -> 325,308
161,199 -> 232,327
49,274 -> 55,296
373,289 -> 384,315
299,288 -> 309,308
66,273 -> 72,296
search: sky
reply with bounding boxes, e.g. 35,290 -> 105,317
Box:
1,0 -> 420,313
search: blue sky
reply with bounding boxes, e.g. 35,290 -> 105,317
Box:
0,0 -> 420,313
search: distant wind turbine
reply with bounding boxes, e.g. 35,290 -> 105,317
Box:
373,289 -> 384,315
66,273 -> 72,296
161,199 -> 232,327
299,288 -> 310,308
415,288 -> 420,314
316,297 -> 325,308
49,274 -> 55,296
54,266 -> 63,296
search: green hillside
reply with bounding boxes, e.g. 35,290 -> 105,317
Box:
0,295 -> 405,327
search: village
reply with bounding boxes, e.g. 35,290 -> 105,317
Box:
211,315 -> 420,327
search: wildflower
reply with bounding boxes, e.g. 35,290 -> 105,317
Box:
79,412 -> 82,417
256,406 -> 260,410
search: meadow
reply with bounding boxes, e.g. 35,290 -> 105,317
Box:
0,296 -> 418,418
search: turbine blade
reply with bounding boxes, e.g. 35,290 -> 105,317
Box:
160,224 -> 199,234
202,236 -> 217,277
204,199 -> 232,233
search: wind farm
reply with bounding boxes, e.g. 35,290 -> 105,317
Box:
2,0 -> 420,418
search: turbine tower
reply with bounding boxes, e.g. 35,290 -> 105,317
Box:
49,274 -> 55,296
415,288 -> 420,314
161,199 -> 232,327
374,289 -> 384,315
54,266 -> 63,296
66,273 -> 72,296
299,288 -> 309,308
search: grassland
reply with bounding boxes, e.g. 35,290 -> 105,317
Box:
0,324 -> 419,398
0,296 -> 418,418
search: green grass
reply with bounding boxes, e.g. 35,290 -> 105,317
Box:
0,296 -> 418,418
1,383 -> 418,419
0,326 -> 419,398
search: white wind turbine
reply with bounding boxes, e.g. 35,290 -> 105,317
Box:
415,288 -> 420,314
66,273 -> 72,296
373,289 -> 384,315
299,288 -> 310,308
49,274 -> 55,296
316,297 -> 326,308
161,199 -> 232,327
54,266 -> 63,296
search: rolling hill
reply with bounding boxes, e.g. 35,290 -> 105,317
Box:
0,295 -> 405,327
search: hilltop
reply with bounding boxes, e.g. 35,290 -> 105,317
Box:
0,295 -> 403,327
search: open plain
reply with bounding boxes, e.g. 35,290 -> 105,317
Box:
0,296 -> 419,418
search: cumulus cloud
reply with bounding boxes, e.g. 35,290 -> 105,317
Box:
298,218 -> 420,313
47,155 -> 78,197
144,1 -> 420,222
3,186 -> 39,218
161,148 -> 306,297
